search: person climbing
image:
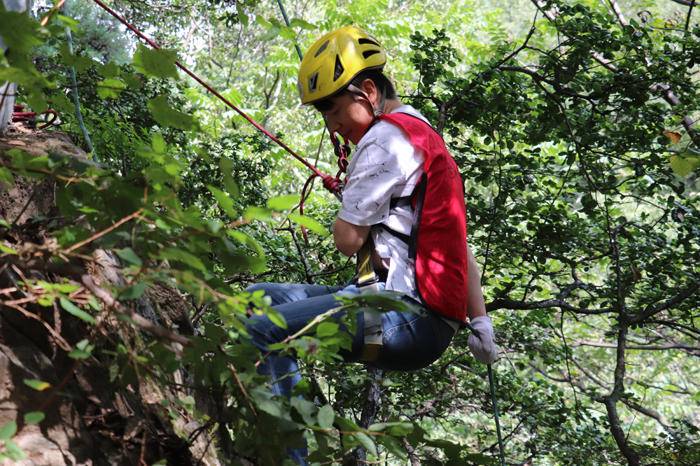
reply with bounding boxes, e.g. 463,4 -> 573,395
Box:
246,25 -> 498,462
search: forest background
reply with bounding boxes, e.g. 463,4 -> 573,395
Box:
0,0 -> 698,465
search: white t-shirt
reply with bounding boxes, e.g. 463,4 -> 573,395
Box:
338,104 -> 429,297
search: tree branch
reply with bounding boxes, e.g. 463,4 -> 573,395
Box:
572,340 -> 699,353
604,324 -> 641,465
633,281 -> 699,323
486,297 -> 613,314
670,0 -> 697,7
606,0 -> 628,27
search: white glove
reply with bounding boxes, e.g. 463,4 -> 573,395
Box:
467,315 -> 499,364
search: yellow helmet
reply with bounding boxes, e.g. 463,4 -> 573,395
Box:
298,25 -> 386,105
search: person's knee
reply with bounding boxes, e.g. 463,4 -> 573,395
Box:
246,313 -> 275,349
246,283 -> 270,294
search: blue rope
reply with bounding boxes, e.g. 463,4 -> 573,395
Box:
65,26 -> 95,157
275,0 -> 303,61
488,364 -> 506,466
467,323 -> 506,466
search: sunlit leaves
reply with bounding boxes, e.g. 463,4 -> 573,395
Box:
288,213 -> 327,235
267,194 -> 299,210
669,153 -> 700,177
96,77 -> 127,99
208,185 -> 237,218
132,44 -> 179,79
147,95 -> 195,130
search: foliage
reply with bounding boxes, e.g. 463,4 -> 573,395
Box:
1,1 -> 698,465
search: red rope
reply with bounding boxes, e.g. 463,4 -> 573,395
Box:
90,0 -> 335,185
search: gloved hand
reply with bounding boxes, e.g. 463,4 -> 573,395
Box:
467,315 -> 499,364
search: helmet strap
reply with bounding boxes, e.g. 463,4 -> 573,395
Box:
347,83 -> 385,118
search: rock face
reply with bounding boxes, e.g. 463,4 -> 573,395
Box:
0,127 -> 221,465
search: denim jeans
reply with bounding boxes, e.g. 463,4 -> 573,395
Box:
245,282 -> 456,464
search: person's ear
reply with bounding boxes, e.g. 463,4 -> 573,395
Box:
361,78 -> 379,106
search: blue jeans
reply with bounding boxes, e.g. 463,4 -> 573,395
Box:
246,282 -> 455,395
245,283 -> 456,465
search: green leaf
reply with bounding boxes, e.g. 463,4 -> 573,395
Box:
288,213 -> 327,235
317,405 -> 335,429
152,133 -> 167,154
669,154 -> 699,177
0,242 -> 17,255
68,339 -> 94,360
267,194 -> 299,211
3,439 -> 26,460
369,421 -> 414,436
236,2 -> 249,26
23,411 -> 45,425
96,78 -> 127,99
0,167 -> 14,187
23,379 -> 51,391
266,309 -> 287,329
99,62 -> 120,78
0,11 -> 40,53
59,297 -> 96,324
316,321 -> 339,338
0,66 -> 30,84
119,282 -> 147,300
244,206 -> 272,222
208,186 -> 237,218
219,157 -> 240,199
132,44 -> 179,79
290,18 -> 315,30
291,397 -> 316,425
116,248 -> 143,267
159,247 -> 207,273
147,95 -> 195,130
0,421 -> 16,441
354,432 -> 377,457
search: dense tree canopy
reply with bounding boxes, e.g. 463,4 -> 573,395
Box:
0,1 -> 698,465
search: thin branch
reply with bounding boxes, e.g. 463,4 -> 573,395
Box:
65,209 -> 144,254
606,0 -> 628,27
685,0 -> 696,31
572,340 -> 699,353
671,0 -> 697,7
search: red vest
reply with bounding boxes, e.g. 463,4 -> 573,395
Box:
378,113 -> 469,323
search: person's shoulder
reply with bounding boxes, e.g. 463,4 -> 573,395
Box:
389,104 -> 430,125
358,118 -> 409,152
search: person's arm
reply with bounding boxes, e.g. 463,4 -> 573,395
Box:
465,244 -> 499,364
333,217 -> 370,256
467,244 -> 487,319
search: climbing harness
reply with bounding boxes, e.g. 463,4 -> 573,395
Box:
89,0 -> 344,198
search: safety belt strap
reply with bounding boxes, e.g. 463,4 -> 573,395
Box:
356,241 -> 383,362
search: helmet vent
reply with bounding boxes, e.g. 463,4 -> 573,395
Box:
362,50 -> 380,59
358,37 -> 380,46
333,55 -> 344,81
314,40 -> 330,57
308,72 -> 319,91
